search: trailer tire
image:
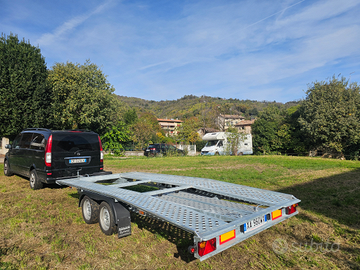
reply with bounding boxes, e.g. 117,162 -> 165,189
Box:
99,201 -> 117,235
81,196 -> 99,224
29,169 -> 43,190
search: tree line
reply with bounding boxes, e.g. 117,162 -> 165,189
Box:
252,76 -> 360,159
1,33 -> 360,159
0,34 -> 121,139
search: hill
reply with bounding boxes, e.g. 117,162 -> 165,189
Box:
118,95 -> 300,123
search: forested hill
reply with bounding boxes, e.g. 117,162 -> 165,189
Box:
117,94 -> 300,120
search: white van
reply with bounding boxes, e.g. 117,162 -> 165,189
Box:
201,132 -> 253,156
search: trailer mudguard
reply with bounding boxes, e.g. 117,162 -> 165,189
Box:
79,190 -> 131,238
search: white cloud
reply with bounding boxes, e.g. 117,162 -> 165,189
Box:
36,0 -> 114,46
2,0 -> 360,102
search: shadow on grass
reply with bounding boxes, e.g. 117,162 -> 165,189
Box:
278,168 -> 360,229
277,168 -> 360,269
130,213 -> 196,263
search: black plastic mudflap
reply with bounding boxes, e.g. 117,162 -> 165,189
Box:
113,202 -> 131,238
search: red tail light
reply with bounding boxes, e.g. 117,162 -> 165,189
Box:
286,204 -> 298,215
150,148 -> 156,151
98,136 -> 103,163
198,238 -> 216,257
45,135 -> 53,167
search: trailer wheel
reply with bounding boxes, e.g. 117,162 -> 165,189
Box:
81,196 -> 99,224
29,169 -> 43,190
99,201 -> 116,235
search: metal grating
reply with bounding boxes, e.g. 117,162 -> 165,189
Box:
160,192 -> 257,222
57,179 -> 227,237
57,171 -> 300,240
119,172 -> 295,205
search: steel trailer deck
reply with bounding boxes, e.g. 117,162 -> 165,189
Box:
57,172 -> 300,260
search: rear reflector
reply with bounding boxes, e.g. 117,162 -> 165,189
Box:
220,230 -> 236,245
286,204 -> 298,215
272,209 -> 282,220
198,238 -> 216,257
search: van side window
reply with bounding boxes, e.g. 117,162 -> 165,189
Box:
19,133 -> 33,149
218,141 -> 223,147
30,133 -> 45,150
12,134 -> 22,149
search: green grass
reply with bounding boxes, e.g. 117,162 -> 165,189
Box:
1,155 -> 360,269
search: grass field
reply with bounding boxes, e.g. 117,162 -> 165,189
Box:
1,155 -> 359,269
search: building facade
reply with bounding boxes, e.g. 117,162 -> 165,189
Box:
157,119 -> 183,136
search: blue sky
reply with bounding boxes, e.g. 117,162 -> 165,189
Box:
1,0 -> 360,103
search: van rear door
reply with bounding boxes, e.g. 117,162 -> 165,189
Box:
51,132 -> 101,178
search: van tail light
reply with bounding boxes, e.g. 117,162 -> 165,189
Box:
45,135 -> 53,167
150,148 -> 156,151
198,238 -> 216,257
286,204 -> 298,215
98,136 -> 103,163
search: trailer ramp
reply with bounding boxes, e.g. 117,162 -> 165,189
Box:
57,172 -> 300,261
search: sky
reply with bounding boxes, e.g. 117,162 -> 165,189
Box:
1,0 -> 360,103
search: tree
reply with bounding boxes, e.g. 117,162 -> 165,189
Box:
0,33 -> 51,139
176,117 -> 201,144
252,119 -> 281,154
123,108 -> 138,125
48,60 -> 120,135
252,106 -> 283,154
101,121 -> 132,155
298,76 -> 360,155
130,112 -> 162,149
225,127 -> 246,155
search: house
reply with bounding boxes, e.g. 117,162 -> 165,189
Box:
157,119 -> 183,136
216,114 -> 245,131
197,127 -> 220,137
234,119 -> 256,134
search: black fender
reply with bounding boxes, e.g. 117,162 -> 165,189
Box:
79,190 -> 131,238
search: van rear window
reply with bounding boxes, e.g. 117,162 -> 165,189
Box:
52,133 -> 99,153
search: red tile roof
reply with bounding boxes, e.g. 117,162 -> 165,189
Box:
157,119 -> 183,123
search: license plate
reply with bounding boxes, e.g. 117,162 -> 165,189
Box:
245,215 -> 266,232
69,158 -> 86,164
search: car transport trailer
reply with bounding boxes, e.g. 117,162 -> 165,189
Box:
56,172 -> 300,261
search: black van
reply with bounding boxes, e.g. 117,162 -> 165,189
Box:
4,128 -> 106,190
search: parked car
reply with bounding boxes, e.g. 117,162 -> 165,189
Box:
144,143 -> 185,157
4,128 -> 109,190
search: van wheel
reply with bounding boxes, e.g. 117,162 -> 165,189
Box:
215,152 -> 219,156
81,196 -> 99,224
99,202 -> 116,235
4,160 -> 13,176
29,169 -> 43,190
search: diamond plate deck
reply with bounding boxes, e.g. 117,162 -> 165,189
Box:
119,172 -> 296,205
57,171 -> 300,241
